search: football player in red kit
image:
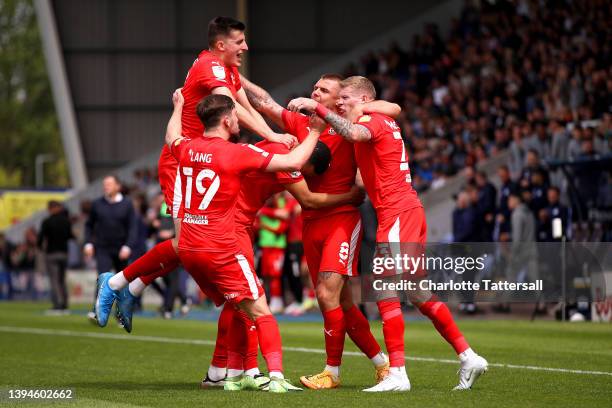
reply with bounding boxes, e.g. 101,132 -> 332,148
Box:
97,16 -> 295,332
292,75 -> 489,391
242,74 -> 402,389
166,90 -> 328,393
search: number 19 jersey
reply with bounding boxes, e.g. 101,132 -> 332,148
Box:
170,137 -> 273,252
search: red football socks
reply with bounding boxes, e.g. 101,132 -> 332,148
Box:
322,306 -> 346,367
124,239 -> 179,282
269,277 -> 282,298
255,314 -> 283,373
344,305 -> 381,359
419,301 -> 469,354
227,309 -> 252,371
244,321 -> 259,370
210,304 -> 234,368
377,299 -> 405,367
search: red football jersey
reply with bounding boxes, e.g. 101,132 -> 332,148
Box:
235,141 -> 304,229
170,137 -> 273,252
353,113 -> 422,223
181,50 -> 242,139
282,110 -> 358,221
285,195 -> 303,243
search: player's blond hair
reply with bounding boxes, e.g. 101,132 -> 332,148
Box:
340,76 -> 376,99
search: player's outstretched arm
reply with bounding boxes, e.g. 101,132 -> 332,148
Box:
316,104 -> 372,143
362,100 -> 401,118
212,86 -> 296,148
165,88 -> 184,147
266,116 -> 324,172
240,74 -> 285,128
287,97 -> 372,143
285,181 -> 365,210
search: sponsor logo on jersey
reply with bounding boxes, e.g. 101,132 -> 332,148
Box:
211,62 -> 226,81
290,171 -> 301,178
328,128 -> 336,135
224,292 -> 239,300
358,115 -> 371,123
184,213 -> 209,225
338,241 -> 349,265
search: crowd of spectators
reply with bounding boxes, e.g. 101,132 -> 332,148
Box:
2,1 -> 610,315
342,0 -> 610,193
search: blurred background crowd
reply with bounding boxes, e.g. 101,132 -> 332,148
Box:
1,0 -> 609,318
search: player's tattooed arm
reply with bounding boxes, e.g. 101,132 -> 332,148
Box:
240,75 -> 285,127
165,88 -> 184,147
322,110 -> 372,143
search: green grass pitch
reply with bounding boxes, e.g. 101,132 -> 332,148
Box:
0,302 -> 611,407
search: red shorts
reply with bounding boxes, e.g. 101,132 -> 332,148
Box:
259,248 -> 285,278
178,249 -> 263,307
377,206 -> 427,244
158,145 -> 180,218
303,210 -> 362,284
375,206 -> 427,277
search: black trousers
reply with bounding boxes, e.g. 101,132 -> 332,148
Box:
282,242 -> 304,303
45,252 -> 68,309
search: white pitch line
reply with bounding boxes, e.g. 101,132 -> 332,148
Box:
1,325 -> 611,377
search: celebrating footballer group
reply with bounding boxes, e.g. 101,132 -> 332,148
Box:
92,16 -> 488,393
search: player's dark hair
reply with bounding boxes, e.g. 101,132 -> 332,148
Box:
197,94 -> 235,129
319,73 -> 344,83
208,16 -> 246,47
307,141 -> 332,175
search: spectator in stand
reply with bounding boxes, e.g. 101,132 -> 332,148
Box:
83,175 -> 137,321
475,171 -> 497,242
10,228 -> 40,300
538,187 -> 572,242
37,201 -> 74,314
495,165 -> 517,240
452,190 -> 478,313
453,191 -> 478,243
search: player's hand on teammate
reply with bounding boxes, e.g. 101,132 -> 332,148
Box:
269,132 -> 298,149
308,115 -> 327,133
287,97 -> 318,114
352,103 -> 366,118
348,185 -> 366,207
172,88 -> 184,107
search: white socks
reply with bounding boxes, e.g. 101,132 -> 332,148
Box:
227,369 -> 244,378
108,271 -> 128,291
390,366 -> 407,377
269,371 -> 284,379
459,347 -> 476,362
371,352 -> 387,367
128,278 -> 146,297
207,365 -> 227,381
245,368 -> 260,377
324,365 -> 340,377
